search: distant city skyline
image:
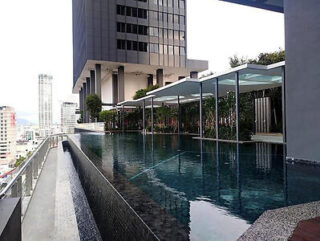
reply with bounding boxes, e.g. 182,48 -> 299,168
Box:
0,0 -> 284,124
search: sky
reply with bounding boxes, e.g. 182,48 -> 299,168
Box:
0,0 -> 284,124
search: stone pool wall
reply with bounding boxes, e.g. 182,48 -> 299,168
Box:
66,138 -> 159,241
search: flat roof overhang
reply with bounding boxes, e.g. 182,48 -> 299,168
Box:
220,0 -> 283,13
73,59 -> 208,94
122,61 -> 285,106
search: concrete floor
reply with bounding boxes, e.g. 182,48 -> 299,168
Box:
22,148 -> 58,241
22,145 -> 81,241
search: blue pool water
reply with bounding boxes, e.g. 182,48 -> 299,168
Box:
73,133 -> 320,240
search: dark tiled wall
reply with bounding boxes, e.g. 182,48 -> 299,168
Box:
67,139 -> 159,241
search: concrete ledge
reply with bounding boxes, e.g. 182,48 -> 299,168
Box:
0,198 -> 21,241
238,201 -> 320,241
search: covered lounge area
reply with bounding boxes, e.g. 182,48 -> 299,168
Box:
117,61 -> 286,143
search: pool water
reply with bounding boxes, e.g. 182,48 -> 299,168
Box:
73,133 -> 320,240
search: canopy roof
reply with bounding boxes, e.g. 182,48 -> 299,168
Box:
220,0 -> 283,13
118,61 -> 285,106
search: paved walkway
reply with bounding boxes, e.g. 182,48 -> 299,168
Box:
22,148 -> 59,241
22,144 -> 81,241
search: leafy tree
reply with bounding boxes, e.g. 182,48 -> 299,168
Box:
229,49 -> 285,67
99,110 -> 117,130
15,156 -> 25,168
85,94 -> 102,121
133,84 -> 159,100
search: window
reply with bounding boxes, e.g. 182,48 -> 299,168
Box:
180,31 -> 185,40
180,47 -> 185,56
164,45 -> 168,55
138,25 -> 148,35
174,46 -> 179,55
174,30 -> 179,40
117,5 -> 147,19
117,5 -> 125,15
159,12 -> 163,22
150,27 -> 159,37
159,44 -> 164,54
174,15 -> 179,24
153,0 -> 158,5
164,29 -> 168,39
150,43 -> 159,53
117,39 -> 126,50
159,0 -> 163,6
174,0 -> 179,8
132,8 -> 138,17
179,0 -> 185,8
138,8 -> 147,19
179,15 -> 185,25
133,41 -> 138,51
168,46 -> 174,55
139,42 -> 148,52
163,0 -> 167,6
168,29 -> 173,39
117,22 -> 126,33
168,14 -> 173,24
168,0 -> 173,7
126,7 -> 132,16
127,40 -> 132,50
159,28 -> 163,38
149,11 -> 158,21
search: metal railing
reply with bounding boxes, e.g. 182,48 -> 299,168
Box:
0,134 -> 63,218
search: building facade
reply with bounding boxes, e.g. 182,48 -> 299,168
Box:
38,74 -> 53,137
72,0 -> 208,122
220,0 -> 320,162
61,102 -> 78,134
0,106 -> 16,166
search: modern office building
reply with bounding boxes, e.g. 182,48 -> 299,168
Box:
0,106 -> 16,166
61,102 -> 78,134
38,74 -> 53,137
219,0 -> 320,162
72,0 -> 208,122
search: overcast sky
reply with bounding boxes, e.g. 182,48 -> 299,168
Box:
0,0 -> 284,124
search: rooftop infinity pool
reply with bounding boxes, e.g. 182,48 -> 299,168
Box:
71,133 -> 320,240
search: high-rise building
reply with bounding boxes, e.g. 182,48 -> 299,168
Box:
61,102 -> 77,134
38,74 -> 53,137
0,106 -> 16,166
72,0 -> 208,122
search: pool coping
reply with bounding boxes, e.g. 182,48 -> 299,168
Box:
238,201 -> 320,241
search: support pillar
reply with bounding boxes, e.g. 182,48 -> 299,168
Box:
112,73 -> 118,104
190,71 -> 199,79
90,70 -> 96,95
122,105 -> 125,133
156,69 -> 164,87
178,95 -> 181,135
215,78 -> 219,140
282,66 -> 286,144
86,77 -> 91,122
143,100 -> 146,133
83,83 -> 87,123
95,64 -> 101,98
199,83 -> 203,138
235,72 -> 240,142
147,74 -> 153,87
79,88 -> 83,121
118,66 -> 125,102
151,97 -> 154,134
